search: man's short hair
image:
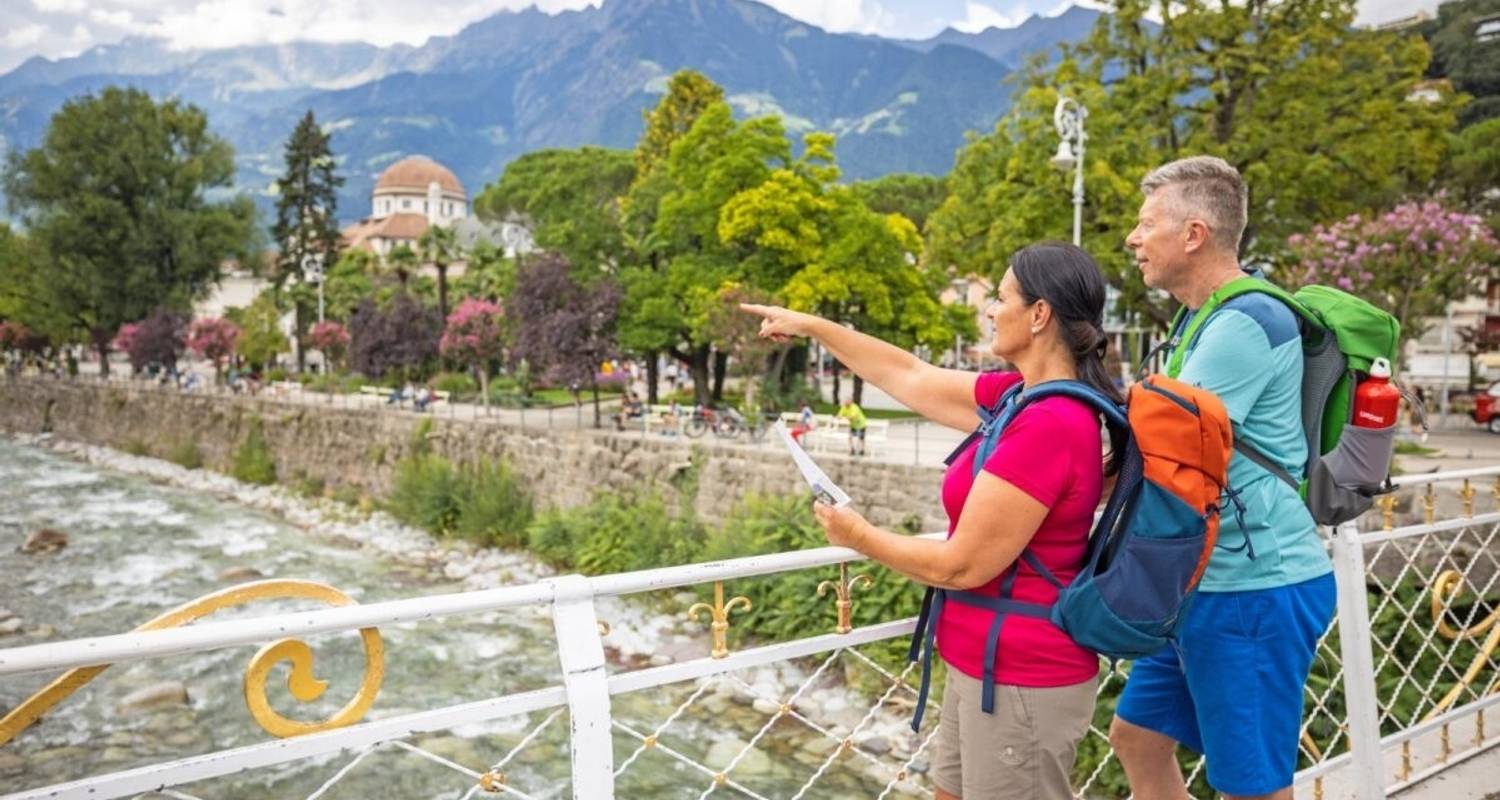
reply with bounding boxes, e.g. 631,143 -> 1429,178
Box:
1140,156 -> 1248,253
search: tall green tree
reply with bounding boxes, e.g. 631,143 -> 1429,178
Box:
417,223 -> 462,319
850,173 -> 948,231
620,99 -> 790,405
475,147 -> 634,277
621,71 -> 729,402
928,0 -> 1457,327
2,87 -> 258,373
270,110 -> 343,372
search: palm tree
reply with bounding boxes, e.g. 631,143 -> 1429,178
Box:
418,224 -> 463,319
386,243 -> 418,289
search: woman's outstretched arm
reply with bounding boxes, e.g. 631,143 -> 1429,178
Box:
741,303 -> 982,432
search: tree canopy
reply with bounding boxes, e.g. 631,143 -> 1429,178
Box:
928,0 -> 1458,326
1,87 -> 259,371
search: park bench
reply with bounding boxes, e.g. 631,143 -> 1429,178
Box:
269,380 -> 304,396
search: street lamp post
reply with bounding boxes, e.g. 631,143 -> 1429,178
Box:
1050,96 -> 1087,247
303,251 -> 326,326
1052,94 -> 1126,367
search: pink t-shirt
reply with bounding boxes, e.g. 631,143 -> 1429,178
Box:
936,371 -> 1102,687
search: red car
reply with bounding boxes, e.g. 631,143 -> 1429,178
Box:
1472,382 -> 1500,433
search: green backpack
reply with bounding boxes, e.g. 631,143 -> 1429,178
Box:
1162,276 -> 1403,525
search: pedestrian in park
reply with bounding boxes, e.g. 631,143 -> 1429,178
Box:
615,390 -> 644,430
414,385 -> 431,412
742,241 -> 1120,800
790,401 -> 815,445
837,397 -> 868,456
1110,156 -> 1335,800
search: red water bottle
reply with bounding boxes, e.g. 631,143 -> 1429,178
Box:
1353,357 -> 1401,429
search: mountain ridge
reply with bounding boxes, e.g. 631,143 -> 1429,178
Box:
0,0 -> 1102,225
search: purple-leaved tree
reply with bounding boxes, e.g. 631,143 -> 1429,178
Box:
348,294 -> 442,380
116,309 -> 188,374
509,253 -> 621,427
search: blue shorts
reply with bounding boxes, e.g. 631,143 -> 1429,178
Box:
1115,572 -> 1336,796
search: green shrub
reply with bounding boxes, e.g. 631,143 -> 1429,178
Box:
265,367 -> 290,383
432,371 -> 478,398
305,371 -> 364,394
292,470 -> 326,498
525,491 -> 704,573
166,438 -> 203,470
454,458 -> 534,547
387,454 -> 464,534
122,438 -> 151,457
387,450 -> 535,546
231,419 -> 277,485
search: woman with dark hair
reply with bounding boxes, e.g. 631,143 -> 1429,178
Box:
742,242 -> 1117,800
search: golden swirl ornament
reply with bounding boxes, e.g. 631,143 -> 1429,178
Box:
1422,569 -> 1500,721
0,579 -> 384,746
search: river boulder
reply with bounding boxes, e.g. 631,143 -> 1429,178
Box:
218,566 -> 265,582
21,527 -> 67,553
118,681 -> 190,712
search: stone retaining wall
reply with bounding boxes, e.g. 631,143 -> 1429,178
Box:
0,379 -> 947,530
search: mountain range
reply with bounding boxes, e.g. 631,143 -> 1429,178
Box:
0,0 -> 1102,225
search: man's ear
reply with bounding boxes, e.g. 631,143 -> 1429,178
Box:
1183,218 -> 1213,254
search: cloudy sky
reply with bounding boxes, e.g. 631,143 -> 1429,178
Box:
1,0 -> 1445,75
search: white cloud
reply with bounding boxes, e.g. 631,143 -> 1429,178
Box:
757,0 -> 897,34
30,0 -> 87,13
952,1 -> 1023,33
3,24 -> 47,49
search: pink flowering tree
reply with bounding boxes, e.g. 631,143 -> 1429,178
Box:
1287,198 -> 1500,351
186,317 -> 241,383
112,323 -> 141,373
309,320 -> 351,372
439,298 -> 504,407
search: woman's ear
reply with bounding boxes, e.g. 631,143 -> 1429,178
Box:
1031,300 -> 1052,333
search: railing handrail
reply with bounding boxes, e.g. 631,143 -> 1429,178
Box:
10,460 -> 1500,679
0,534 -> 943,678
1388,464 -> 1500,486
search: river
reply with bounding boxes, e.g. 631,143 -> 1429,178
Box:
0,437 -> 925,798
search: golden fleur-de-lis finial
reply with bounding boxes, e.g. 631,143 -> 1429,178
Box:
688,581 -> 752,659
817,562 -> 873,634
1378,494 -> 1397,531
1423,482 -> 1437,525
1462,479 -> 1476,518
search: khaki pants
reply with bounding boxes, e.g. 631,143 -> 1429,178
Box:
929,662 -> 1097,799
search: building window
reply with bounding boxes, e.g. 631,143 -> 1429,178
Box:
402,199 -> 410,210
424,201 -> 429,213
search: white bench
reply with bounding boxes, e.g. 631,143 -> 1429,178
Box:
270,380 -> 303,396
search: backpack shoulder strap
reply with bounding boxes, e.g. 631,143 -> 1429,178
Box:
1165,276 -> 1319,378
1165,277 -> 1312,492
1017,380 -> 1129,430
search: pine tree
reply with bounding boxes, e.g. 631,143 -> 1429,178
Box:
270,110 -> 343,371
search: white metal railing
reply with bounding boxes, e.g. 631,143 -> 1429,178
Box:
2,470 -> 1499,799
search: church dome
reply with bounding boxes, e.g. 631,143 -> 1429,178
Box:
374,156 -> 465,196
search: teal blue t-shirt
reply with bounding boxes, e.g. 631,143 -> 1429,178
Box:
1175,293 -> 1332,592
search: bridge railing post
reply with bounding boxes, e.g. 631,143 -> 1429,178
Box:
1332,520 -> 1387,800
549,575 -> 614,799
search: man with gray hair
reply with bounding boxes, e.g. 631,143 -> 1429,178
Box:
1111,156 -> 1335,800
